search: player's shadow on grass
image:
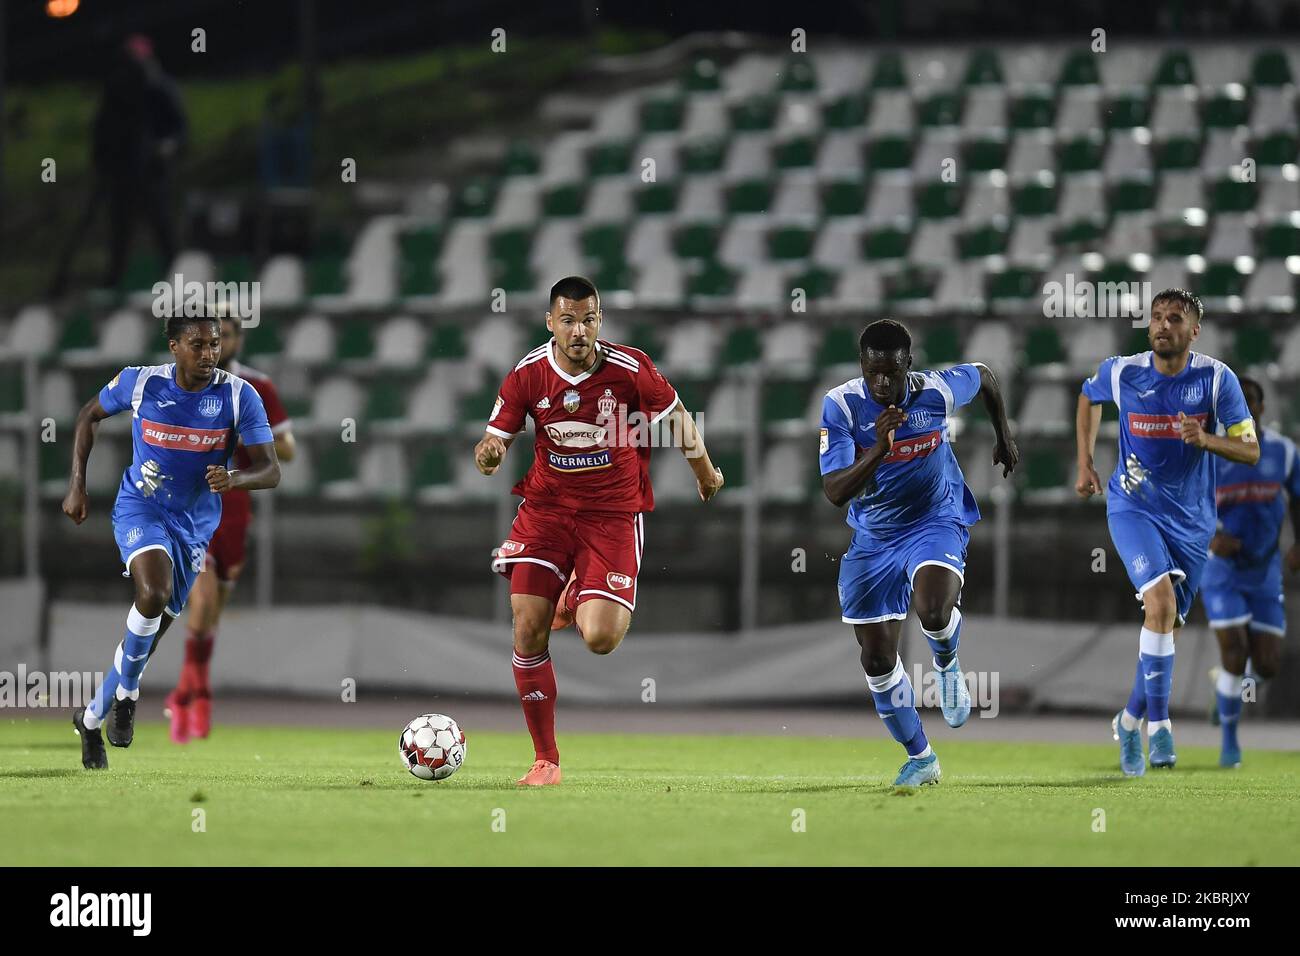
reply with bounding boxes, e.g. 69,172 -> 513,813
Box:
0,742 -> 77,750
0,768 -> 81,779
961,776 -> 1134,789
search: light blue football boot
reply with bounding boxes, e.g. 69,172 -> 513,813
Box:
935,657 -> 971,728
893,751 -> 941,787
1112,711 -> 1145,777
1148,726 -> 1177,769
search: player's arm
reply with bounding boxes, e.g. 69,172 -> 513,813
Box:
666,399 -> 724,502
61,396 -> 115,524
474,432 -> 517,476
1178,414 -> 1260,465
974,363 -> 1018,477
273,430 -> 297,463
208,441 -> 280,493
1075,393 -> 1105,498
822,405 -> 907,507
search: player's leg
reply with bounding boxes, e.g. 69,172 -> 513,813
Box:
569,511 -> 642,655
909,523 -> 971,728
1211,621 -> 1250,768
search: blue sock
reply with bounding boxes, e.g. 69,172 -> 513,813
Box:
922,607 -> 962,669
1216,669 -> 1243,750
83,606 -> 161,729
1140,627 -> 1175,725
866,656 -> 930,759
1123,658 -> 1147,724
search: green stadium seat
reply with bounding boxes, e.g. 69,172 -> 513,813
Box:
501,141 -> 540,176
986,267 -> 1040,301
0,371 -> 23,414
427,326 -> 467,360
1155,220 -> 1207,256
721,327 -> 762,366
337,320 -> 375,361
641,96 -> 685,132
364,379 -> 406,421
916,182 -> 963,219
57,311 -> 96,351
727,179 -> 774,214
1152,50 -> 1195,86
922,324 -> 962,365
1109,178 -> 1156,213
817,327 -> 859,367
1210,177 -> 1257,213
871,52 -> 907,89
768,226 -> 815,260
413,444 -> 453,489
681,138 -> 727,173
687,261 -> 737,298
593,259 -> 634,294
1012,180 -> 1058,216
1024,327 -> 1066,366
123,253 -> 163,292
219,256 -> 255,284
1010,92 -> 1055,129
731,95 -> 778,131
774,135 -> 818,169
1058,51 -> 1101,86
453,178 -> 497,217
866,135 -> 913,170
964,49 -> 1004,86
543,183 -> 587,217
862,225 -> 911,260
1202,90 -> 1250,129
763,380 -> 811,423
963,137 -> 1008,172
1057,135 -> 1105,173
823,93 -> 869,129
684,58 -> 721,91
1258,220 -> 1300,258
884,266 -> 936,303
822,179 -> 867,216
620,323 -> 661,356
790,266 -> 838,300
779,57 -> 818,92
582,224 -> 627,262
489,228 -> 533,265
958,222 -> 1010,258
399,227 -> 443,263
1094,261 -> 1138,286
1196,262 -> 1247,298
1252,49 -> 1293,86
1104,94 -> 1149,130
636,181 -> 680,214
1154,136 -> 1202,170
674,222 -> 721,259
308,253 -> 346,297
1253,132 -> 1299,167
918,92 -> 963,127
1023,448 -> 1066,491
240,319 -> 282,357
1053,218 -> 1106,245
492,260 -> 535,293
315,443 -> 358,490
1234,326 -> 1274,366
399,259 -> 439,297
587,140 -> 633,177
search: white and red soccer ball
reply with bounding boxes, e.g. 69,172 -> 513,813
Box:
399,714 -> 466,781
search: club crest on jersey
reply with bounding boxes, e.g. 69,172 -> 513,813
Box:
606,572 -> 633,591
125,527 -> 143,548
908,409 -> 932,429
1132,553 -> 1149,576
563,389 -> 581,413
198,396 -> 222,418
597,388 -> 617,418
1181,383 -> 1204,405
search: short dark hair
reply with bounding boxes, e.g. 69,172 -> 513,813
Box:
859,319 -> 912,355
165,316 -> 219,341
1239,375 -> 1264,407
549,275 -> 600,310
1151,288 -> 1203,323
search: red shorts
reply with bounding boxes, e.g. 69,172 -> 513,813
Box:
205,491 -> 251,583
492,500 -> 645,613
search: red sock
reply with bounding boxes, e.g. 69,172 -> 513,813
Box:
512,650 -> 558,765
185,631 -> 215,698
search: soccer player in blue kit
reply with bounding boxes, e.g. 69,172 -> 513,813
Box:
1201,376 -> 1300,768
61,315 -> 281,769
820,320 -> 1018,786
1075,289 -> 1259,776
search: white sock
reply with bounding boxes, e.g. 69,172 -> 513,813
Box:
1119,710 -> 1142,732
1148,718 -> 1172,734
82,706 -> 102,730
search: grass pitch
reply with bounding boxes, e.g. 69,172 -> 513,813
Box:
2,717 -> 1297,866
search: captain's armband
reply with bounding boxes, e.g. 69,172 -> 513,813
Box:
1227,419 -> 1257,443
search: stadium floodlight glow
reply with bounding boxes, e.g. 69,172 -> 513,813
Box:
988,169 -> 1008,188
1186,254 -> 1206,273
1234,256 -> 1256,275
1132,127 -> 1152,145
1183,207 -> 1208,227
1223,83 -> 1248,100
1128,253 -> 1152,272
1285,255 -> 1300,275
1081,252 -> 1105,272
1283,164 -> 1300,182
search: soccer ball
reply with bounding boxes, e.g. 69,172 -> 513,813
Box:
398,713 -> 466,781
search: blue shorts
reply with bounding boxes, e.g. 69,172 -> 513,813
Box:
838,520 -> 969,625
1201,556 -> 1286,636
1107,509 -> 1208,622
112,496 -> 209,618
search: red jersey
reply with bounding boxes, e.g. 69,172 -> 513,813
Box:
486,340 -> 679,512
222,359 -> 291,520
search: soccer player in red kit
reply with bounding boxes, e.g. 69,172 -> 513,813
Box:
474,276 -> 725,786
163,310 -> 296,742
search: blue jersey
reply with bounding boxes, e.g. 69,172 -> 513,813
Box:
819,364 -> 982,538
99,364 -> 274,541
1082,351 -> 1251,549
1212,427 -> 1300,571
